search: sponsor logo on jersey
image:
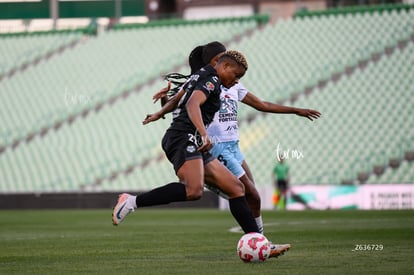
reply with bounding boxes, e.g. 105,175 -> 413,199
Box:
204,81 -> 215,92
225,125 -> 238,131
218,94 -> 237,123
186,145 -> 196,153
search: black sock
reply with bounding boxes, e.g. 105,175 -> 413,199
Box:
229,196 -> 260,234
136,182 -> 187,208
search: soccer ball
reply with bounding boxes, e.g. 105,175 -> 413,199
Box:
237,232 -> 270,262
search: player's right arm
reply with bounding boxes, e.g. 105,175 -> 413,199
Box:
242,92 -> 321,121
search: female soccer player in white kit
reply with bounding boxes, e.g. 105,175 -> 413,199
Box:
206,81 -> 320,233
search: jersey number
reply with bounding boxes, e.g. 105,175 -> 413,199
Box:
217,154 -> 228,166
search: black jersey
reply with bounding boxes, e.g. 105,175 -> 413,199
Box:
169,65 -> 221,133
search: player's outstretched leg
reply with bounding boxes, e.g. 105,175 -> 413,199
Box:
112,160 -> 201,226
112,193 -> 136,225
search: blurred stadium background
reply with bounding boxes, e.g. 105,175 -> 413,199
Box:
0,0 -> 413,210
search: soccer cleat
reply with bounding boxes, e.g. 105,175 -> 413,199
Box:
269,243 -> 291,258
112,193 -> 135,226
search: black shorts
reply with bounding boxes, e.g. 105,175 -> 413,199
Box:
277,179 -> 288,192
162,129 -> 215,173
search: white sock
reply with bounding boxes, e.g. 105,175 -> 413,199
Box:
255,215 -> 264,234
127,195 -> 137,209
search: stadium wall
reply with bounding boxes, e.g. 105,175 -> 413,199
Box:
0,191 -> 219,209
220,184 -> 414,210
0,0 -> 145,19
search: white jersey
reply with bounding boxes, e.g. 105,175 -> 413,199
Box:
207,82 -> 248,143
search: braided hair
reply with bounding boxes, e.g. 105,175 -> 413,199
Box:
164,41 -> 226,96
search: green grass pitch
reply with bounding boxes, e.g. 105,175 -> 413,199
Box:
1,209 -> 413,274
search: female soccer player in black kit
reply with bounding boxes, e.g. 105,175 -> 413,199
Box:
112,50 -> 260,234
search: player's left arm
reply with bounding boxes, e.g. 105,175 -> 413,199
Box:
241,92 -> 321,121
152,81 -> 171,105
142,89 -> 184,125
186,90 -> 212,153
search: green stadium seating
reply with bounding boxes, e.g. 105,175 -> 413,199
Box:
0,8 -> 413,193
238,41 -> 413,186
0,18 -> 259,149
368,160 -> 414,184
0,31 -> 83,77
0,15 -> 262,193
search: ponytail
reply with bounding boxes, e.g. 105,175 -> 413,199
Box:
164,45 -> 205,96
189,45 -> 205,74
164,72 -> 190,97
163,42 -> 225,97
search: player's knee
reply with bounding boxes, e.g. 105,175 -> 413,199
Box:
185,185 -> 204,200
227,180 -> 245,198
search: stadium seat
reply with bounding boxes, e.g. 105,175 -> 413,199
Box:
1,9 -> 413,193
0,18 -> 259,152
